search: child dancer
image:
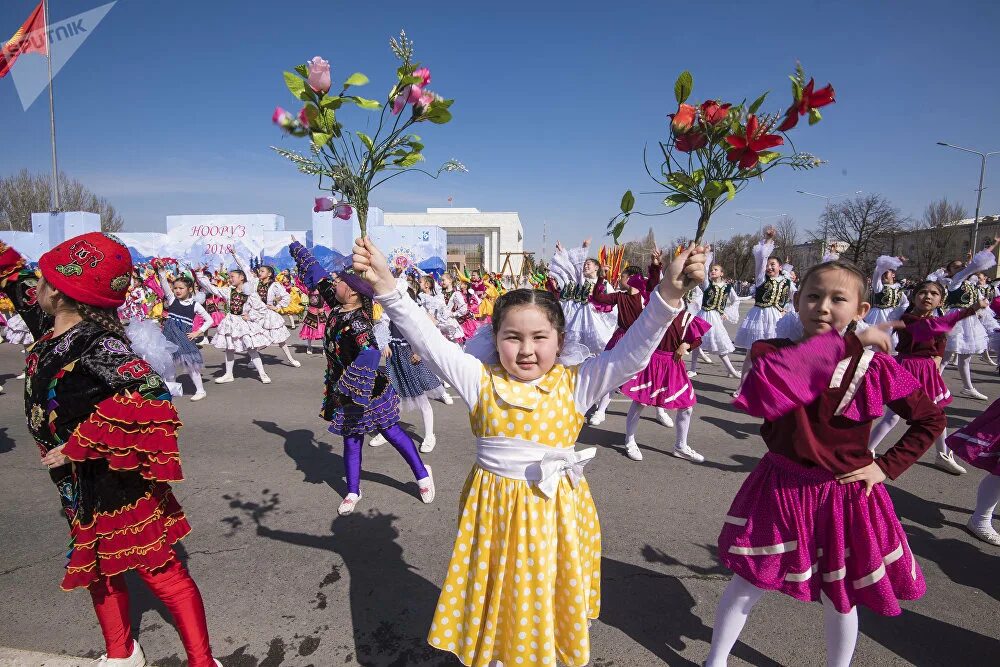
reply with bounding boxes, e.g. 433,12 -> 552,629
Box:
691,248 -> 743,378
733,230 -> 795,391
278,271 -> 304,328
947,397 -> 1000,545
587,250 -> 663,426
868,280 -> 985,475
0,236 -> 221,667
235,256 -> 301,368
290,240 -> 434,516
442,272 -> 478,341
549,239 -> 619,359
3,311 -> 33,381
353,235 -> 705,667
299,286 -> 329,354
975,272 -> 999,365
194,262 -> 272,384
707,260 -> 946,667
419,275 -> 464,343
621,309 -> 710,462
157,264 -> 212,401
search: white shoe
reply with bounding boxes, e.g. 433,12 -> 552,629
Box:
726,371 -> 740,379
967,519 -> 1000,546
687,370 -> 697,378
731,390 -> 740,398
961,387 -> 988,400
420,434 -> 437,453
443,381 -> 452,389
700,353 -> 713,363
369,433 -> 387,447
656,409 -> 674,428
95,640 -> 146,666
441,393 -> 454,405
671,443 -> 705,463
214,374 -> 235,384
198,339 -> 208,347
190,391 -> 207,402
419,466 -> 435,503
625,439 -> 643,461
935,451 -> 966,475
338,492 -> 361,515
260,375 -> 272,384
306,348 -> 313,355
588,412 -> 606,426
289,359 -> 302,368
15,372 -> 25,380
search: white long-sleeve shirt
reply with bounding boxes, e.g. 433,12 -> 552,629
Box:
159,270 -> 212,334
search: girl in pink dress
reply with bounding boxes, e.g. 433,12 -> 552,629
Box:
707,260 -> 946,667
299,287 -> 330,354
947,395 -> 1000,545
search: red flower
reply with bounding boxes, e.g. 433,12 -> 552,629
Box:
116,359 -> 153,380
669,103 -> 697,133
700,100 -> 731,125
25,285 -> 37,306
725,115 -> 783,169
675,131 -> 708,152
778,78 -> 835,132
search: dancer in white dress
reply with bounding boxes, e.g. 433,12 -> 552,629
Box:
195,260 -> 273,384
418,275 -> 464,343
864,255 -> 908,351
234,255 -> 301,368
691,249 -> 744,378
547,239 -> 618,358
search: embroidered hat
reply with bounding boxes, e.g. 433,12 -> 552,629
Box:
336,269 -> 375,298
38,232 -> 133,308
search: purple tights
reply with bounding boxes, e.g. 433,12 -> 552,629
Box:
342,423 -> 428,495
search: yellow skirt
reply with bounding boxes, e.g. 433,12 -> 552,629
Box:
428,466 -> 601,667
279,289 -> 305,316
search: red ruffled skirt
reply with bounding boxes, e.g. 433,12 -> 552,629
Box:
620,350 -> 696,410
718,452 -> 925,615
896,355 -> 951,407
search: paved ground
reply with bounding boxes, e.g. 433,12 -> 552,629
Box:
0,316 -> 998,666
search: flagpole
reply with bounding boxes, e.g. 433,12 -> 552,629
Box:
43,0 -> 60,211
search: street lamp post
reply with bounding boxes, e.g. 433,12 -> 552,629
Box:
795,189 -> 863,262
936,142 -> 999,253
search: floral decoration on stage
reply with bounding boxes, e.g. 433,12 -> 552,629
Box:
271,29 -> 466,236
610,63 -> 835,243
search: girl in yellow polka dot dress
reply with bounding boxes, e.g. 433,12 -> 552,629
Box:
353,236 -> 706,667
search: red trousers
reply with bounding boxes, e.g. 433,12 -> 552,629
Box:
88,559 -> 214,667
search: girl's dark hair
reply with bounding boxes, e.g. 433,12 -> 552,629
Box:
946,259 -> 965,275
904,280 -> 946,315
259,266 -> 275,280
623,265 -> 643,279
798,259 -> 867,302
491,288 -> 566,336
230,269 -> 246,281
172,275 -> 195,290
360,294 -> 374,319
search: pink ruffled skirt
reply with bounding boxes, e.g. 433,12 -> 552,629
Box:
897,355 -> 951,407
621,350 -> 696,410
947,397 -> 1000,475
718,452 -> 925,616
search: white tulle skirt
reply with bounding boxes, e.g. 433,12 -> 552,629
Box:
212,314 -> 271,353
3,314 -> 33,346
260,308 -> 291,345
946,308 -> 988,354
695,309 -> 735,355
563,301 -> 617,357
735,306 -> 783,349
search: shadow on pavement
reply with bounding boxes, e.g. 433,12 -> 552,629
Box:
861,606 -> 1000,666
0,425 -> 14,453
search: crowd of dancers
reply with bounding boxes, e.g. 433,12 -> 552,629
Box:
1,226 -> 999,667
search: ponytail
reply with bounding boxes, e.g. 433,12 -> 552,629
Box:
76,302 -> 126,337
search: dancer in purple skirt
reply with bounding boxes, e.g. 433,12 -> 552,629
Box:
947,396 -> 1000,546
620,310 -> 710,463
706,259 -> 946,667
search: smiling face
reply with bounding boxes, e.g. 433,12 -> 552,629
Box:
495,304 -> 563,382
583,259 -> 599,279
765,258 -> 782,278
794,266 -> 869,338
333,277 -> 358,306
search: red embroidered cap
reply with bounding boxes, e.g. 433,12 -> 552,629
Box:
38,232 -> 134,308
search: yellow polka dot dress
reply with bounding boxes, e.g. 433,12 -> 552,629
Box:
428,364 -> 601,667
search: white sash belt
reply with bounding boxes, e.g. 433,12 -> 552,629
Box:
476,436 -> 597,498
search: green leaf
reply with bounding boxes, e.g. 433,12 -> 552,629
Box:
294,64 -> 309,78
790,76 -> 803,102
667,172 -> 697,190
350,96 -> 382,110
320,108 -> 337,133
396,152 -> 425,167
758,151 -> 781,164
283,71 -> 307,99
748,92 -> 768,115
343,72 -> 369,87
663,194 -> 690,207
620,190 -> 635,213
426,106 -> 452,124
725,180 -> 736,200
320,95 -> 343,110
703,181 -> 725,199
691,169 -> 705,185
311,132 -> 333,147
357,132 -> 374,152
609,215 -> 629,243
674,71 -> 693,104
808,108 -> 822,125
302,104 -> 320,129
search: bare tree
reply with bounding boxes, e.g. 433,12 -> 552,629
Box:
924,197 -> 967,227
773,215 -> 799,258
0,169 -> 124,232
621,227 -> 658,271
815,194 -> 906,274
713,232 -> 760,282
904,198 -> 967,278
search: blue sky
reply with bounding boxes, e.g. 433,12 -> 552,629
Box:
2,0 -> 999,253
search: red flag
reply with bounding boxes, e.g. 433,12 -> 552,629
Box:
1,2 -> 47,79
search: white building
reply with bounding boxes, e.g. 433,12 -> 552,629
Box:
383,208 -> 525,274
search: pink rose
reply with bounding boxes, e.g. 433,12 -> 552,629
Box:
413,67 -> 431,87
298,107 -> 310,128
307,56 -> 331,94
334,204 -> 353,220
416,91 -> 435,111
313,196 -> 336,213
391,84 -> 424,115
272,106 -> 294,129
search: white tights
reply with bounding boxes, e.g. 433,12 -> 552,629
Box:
224,350 -> 267,380
180,361 -> 205,394
415,393 -> 435,438
971,474 -> 1000,531
278,341 -> 297,364
957,353 -> 976,391
868,410 -> 951,457
625,401 -> 693,449
691,353 -> 739,376
707,575 -> 858,667
592,393 -> 612,419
